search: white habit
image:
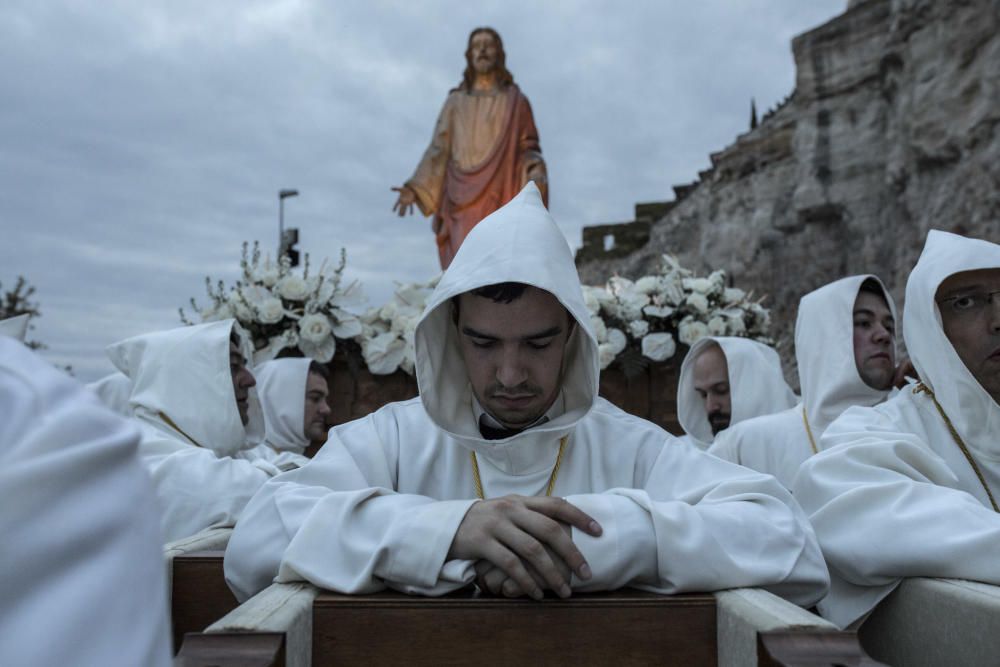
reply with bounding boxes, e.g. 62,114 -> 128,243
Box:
0,338 -> 170,666
794,231 -> 1000,628
709,276 -> 897,488
237,358 -> 314,471
0,314 -> 29,341
225,183 -> 828,606
107,319 -> 280,542
677,336 -> 797,450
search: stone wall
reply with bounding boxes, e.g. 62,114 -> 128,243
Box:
577,0 -> 1000,380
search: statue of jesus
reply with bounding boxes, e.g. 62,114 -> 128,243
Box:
392,27 -> 548,269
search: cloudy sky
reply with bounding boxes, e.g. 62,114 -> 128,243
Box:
2,0 -> 845,380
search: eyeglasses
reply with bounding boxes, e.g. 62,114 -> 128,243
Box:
937,289 -> 1000,316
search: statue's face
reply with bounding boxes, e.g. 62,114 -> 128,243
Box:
469,31 -> 499,76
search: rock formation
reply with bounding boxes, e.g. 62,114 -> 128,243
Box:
577,0 -> 1000,379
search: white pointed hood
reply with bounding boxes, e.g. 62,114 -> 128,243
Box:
0,314 -> 29,341
254,358 -> 312,454
678,336 -> 798,444
905,230 -> 1000,456
796,275 -> 898,434
414,182 -> 599,460
106,319 -> 264,457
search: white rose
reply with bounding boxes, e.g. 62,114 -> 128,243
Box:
634,276 -> 660,295
642,304 -> 673,318
707,315 -> 727,336
255,266 -> 280,288
708,270 -> 726,290
726,312 -> 747,335
256,296 -> 285,324
686,292 -> 710,314
628,319 -> 649,338
332,312 -> 363,339
683,277 -> 713,294
723,287 -> 745,304
363,332 -> 407,375
678,318 -> 709,346
299,313 -> 332,344
641,332 -> 676,362
606,328 -> 627,355
590,315 -> 608,343
598,343 -> 617,370
277,275 -> 310,301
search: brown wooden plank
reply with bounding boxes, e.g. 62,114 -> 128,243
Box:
758,630 -> 887,667
173,632 -> 284,667
171,550 -> 239,653
312,589 -> 716,666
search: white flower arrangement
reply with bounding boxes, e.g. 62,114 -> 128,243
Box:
354,275 -> 440,375
584,254 -> 772,370
181,242 -> 364,365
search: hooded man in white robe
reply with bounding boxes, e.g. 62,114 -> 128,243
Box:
0,338 -> 171,666
676,336 -> 797,450
107,319 -> 287,542
237,358 -> 329,470
708,276 -> 898,488
225,182 -> 828,606
794,230 -> 1000,629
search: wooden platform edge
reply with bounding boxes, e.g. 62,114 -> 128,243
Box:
173,631 -> 285,667
758,630 -> 888,667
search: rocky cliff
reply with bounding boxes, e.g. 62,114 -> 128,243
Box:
577,0 -> 1000,376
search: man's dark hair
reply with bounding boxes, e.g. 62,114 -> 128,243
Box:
451,282 -> 529,321
858,278 -> 890,308
308,361 -> 330,381
229,328 -> 242,348
458,27 -> 514,93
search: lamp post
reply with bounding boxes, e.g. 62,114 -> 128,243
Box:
278,189 -> 299,266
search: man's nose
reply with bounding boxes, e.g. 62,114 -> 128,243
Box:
989,294 -> 1000,332
706,396 -> 720,415
496,348 -> 527,388
872,323 -> 892,344
318,400 -> 331,417
242,368 -> 256,389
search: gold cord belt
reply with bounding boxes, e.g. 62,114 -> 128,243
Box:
470,435 -> 569,500
914,383 -> 998,513
158,411 -> 203,448
802,408 -> 819,455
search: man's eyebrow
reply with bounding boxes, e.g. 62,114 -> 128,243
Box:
460,325 -> 563,340
940,284 -> 986,297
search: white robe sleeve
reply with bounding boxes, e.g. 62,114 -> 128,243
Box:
225,415 -> 477,602
566,445 -> 829,607
139,429 -> 273,542
794,404 -> 1000,626
237,442 -> 311,473
0,341 -> 171,667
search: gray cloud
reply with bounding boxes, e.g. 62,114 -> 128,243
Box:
1,0 -> 844,380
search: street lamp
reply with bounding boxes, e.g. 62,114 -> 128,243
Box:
278,189 -> 300,266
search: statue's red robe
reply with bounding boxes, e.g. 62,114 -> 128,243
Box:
405,84 -> 548,269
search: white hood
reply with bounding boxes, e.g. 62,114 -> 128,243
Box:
678,336 -> 798,444
254,358 -> 312,455
414,182 -> 599,457
905,230 -> 1000,456
106,319 -> 264,457
796,275 -> 898,434
86,372 -> 134,417
0,314 -> 29,341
